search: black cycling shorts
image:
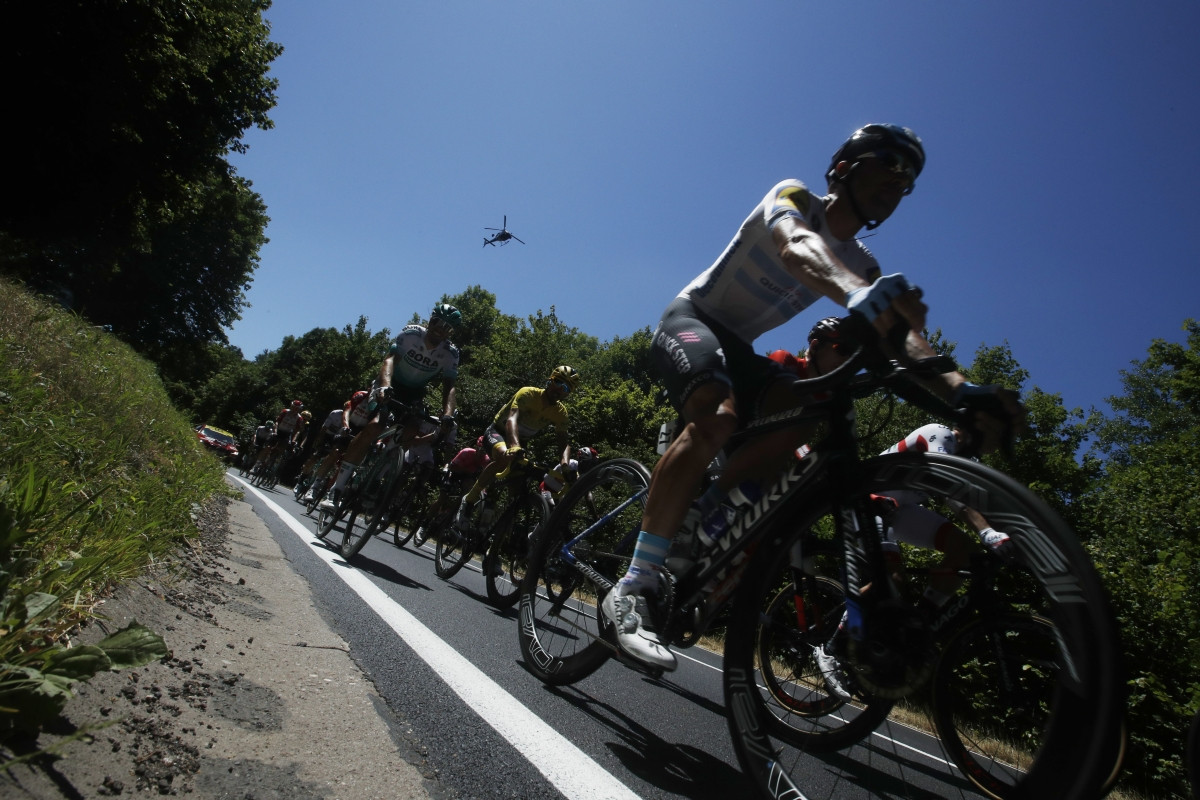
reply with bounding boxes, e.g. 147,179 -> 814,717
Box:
650,296 -> 782,423
481,425 -> 507,457
378,384 -> 427,427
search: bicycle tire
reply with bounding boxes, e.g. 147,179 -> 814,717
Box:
341,458 -> 405,560
517,458 -> 649,686
338,453 -> 408,561
485,491 -> 549,609
932,613 -> 1127,800
317,479 -> 362,542
414,497 -> 454,550
755,575 -> 894,751
391,469 -> 432,548
725,452 -> 1124,800
433,524 -> 473,579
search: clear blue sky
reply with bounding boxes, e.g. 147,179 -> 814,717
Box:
227,1 -> 1200,417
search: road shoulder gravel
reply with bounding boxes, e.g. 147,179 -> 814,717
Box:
0,490 -> 445,799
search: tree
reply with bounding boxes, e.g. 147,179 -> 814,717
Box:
0,0 -> 281,353
1076,320 -> 1200,797
456,307 -> 599,441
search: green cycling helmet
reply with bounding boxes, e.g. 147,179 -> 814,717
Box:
431,303 -> 462,329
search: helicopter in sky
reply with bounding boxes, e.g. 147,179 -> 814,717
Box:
483,216 -> 525,247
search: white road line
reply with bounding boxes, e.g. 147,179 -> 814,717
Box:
234,476 -> 642,800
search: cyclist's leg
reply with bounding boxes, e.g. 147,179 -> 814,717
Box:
602,302 -> 742,672
332,420 -> 382,496
456,429 -> 509,526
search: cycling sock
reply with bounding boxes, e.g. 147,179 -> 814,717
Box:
617,532 -> 670,595
333,461 -> 357,490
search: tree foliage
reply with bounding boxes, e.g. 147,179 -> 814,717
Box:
1076,320 -> 1200,796
0,0 -> 281,355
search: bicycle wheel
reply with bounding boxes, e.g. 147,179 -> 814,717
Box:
341,460 -> 405,560
318,494 -> 363,550
433,523 -> 474,579
391,468 -> 431,548
485,491 -> 549,609
725,452 -> 1124,800
756,575 -> 895,751
413,492 -> 453,549
518,458 -> 649,686
932,613 -> 1127,800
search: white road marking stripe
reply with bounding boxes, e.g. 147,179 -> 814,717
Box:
235,476 -> 642,800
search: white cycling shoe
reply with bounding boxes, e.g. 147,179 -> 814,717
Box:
601,591 -> 677,672
814,642 -> 853,702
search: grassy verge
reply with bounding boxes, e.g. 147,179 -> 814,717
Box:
0,277 -> 230,740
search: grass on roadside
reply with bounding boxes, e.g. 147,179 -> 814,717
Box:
0,278 -> 231,738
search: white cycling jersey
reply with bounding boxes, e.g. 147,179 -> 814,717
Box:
402,415 -> 441,466
389,325 -> 460,389
881,424 -> 959,549
680,180 -> 881,343
884,423 -> 958,456
320,409 -> 343,435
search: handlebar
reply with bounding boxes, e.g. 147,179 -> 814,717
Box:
738,316 -> 1012,456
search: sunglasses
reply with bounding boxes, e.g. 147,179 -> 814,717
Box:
552,379 -> 571,396
429,318 -> 454,334
860,150 -> 917,194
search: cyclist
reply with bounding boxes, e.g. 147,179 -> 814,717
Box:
325,303 -> 462,507
242,420 -> 275,473
449,436 -> 491,481
276,400 -> 306,444
296,404 -> 351,498
540,445 -> 600,499
455,366 -> 579,528
603,124 -> 1024,672
255,400 -> 306,472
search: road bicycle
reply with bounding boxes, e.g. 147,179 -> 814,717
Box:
250,440 -> 297,489
315,398 -> 442,560
407,461 -> 484,551
433,457 -> 551,609
387,455 -> 446,549
517,323 -> 1123,800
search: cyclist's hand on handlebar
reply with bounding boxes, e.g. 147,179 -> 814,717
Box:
846,273 -> 927,340
953,382 -> 1026,456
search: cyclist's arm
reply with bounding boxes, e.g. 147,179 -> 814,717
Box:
438,377 -> 456,420
555,430 -> 570,469
378,353 -> 395,390
503,404 -> 522,450
772,216 -> 933,351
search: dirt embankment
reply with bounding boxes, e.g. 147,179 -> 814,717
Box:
1,493 -> 448,799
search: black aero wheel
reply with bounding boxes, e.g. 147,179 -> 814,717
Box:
485,491 -> 549,609
517,458 -> 649,686
932,613 -> 1126,800
725,453 -> 1124,800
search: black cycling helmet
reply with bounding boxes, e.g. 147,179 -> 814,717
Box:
826,124 -> 925,186
807,316 -> 851,353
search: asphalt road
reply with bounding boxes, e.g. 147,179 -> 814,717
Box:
234,472 -> 989,800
